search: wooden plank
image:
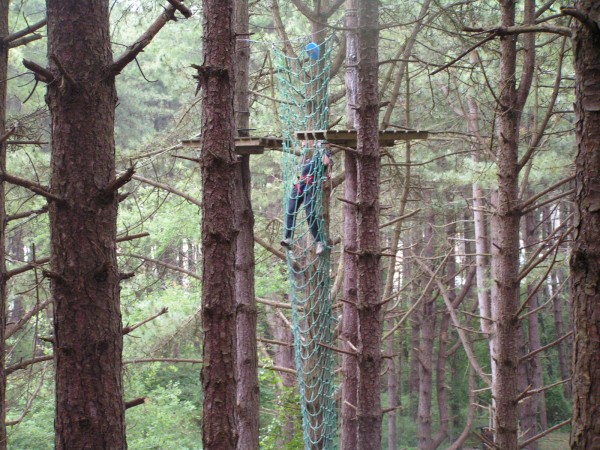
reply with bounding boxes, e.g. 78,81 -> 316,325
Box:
295,129 -> 429,147
181,136 -> 283,154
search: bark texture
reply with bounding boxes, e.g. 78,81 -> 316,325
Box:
0,2 -> 8,447
341,0 -> 359,447
355,1 -> 382,448
46,1 -> 126,448
234,0 -> 259,447
199,0 -> 238,447
491,0 -> 534,447
570,1 -> 600,447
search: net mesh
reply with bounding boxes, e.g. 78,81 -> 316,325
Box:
274,38 -> 338,449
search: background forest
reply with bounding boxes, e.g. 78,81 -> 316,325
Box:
1,0 -> 581,448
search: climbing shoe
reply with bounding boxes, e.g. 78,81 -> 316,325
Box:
281,238 -> 292,249
316,241 -> 325,255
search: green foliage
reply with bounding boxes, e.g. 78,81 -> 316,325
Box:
258,360 -> 303,450
126,380 -> 199,449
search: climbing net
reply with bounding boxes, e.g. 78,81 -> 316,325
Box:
274,38 -> 338,449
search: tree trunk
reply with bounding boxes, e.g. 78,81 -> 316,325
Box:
0,1 -> 8,447
417,211 -> 436,450
355,0 -> 382,447
569,1 -> 600,447
46,1 -> 126,447
234,0 -> 259,447
199,0 -> 238,447
341,1 -> 359,448
491,0 -> 535,446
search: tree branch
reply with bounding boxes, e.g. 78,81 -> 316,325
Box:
6,257 -> 50,280
120,253 -> 200,280
560,6 -> 600,34
6,355 -> 53,376
132,174 -> 202,207
125,397 -> 146,409
22,59 -> 54,83
166,0 -> 193,18
0,171 -> 63,203
109,3 -> 189,77
116,232 -> 150,243
6,205 -> 48,222
6,299 -> 52,339
123,307 -> 169,335
8,33 -> 43,48
101,166 -> 135,196
3,18 -> 47,43
519,331 -> 573,363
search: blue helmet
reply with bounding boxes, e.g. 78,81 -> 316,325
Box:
305,42 -> 320,60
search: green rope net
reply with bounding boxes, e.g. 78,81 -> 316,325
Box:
274,38 -> 338,449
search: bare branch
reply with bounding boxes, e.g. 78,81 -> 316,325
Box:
116,232 -> 150,243
6,257 -> 50,280
124,358 -> 203,365
123,307 -> 169,335
430,32 -> 498,76
8,33 -> 43,48
101,166 -> 135,197
519,331 -> 573,363
518,174 -> 575,212
132,174 -> 202,207
120,253 -> 200,280
6,299 -> 52,339
125,397 -> 146,409
6,356 -> 53,376
3,18 -> 47,43
6,205 -> 48,222
0,171 -> 63,203
519,419 -> 571,448
561,6 -> 600,34
166,0 -> 193,18
22,59 -> 54,83
109,3 -> 188,77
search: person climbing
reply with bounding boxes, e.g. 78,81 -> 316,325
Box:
281,141 -> 332,255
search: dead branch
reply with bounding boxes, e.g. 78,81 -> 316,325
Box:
102,166 -> 135,196
519,174 -> 575,212
6,257 -> 50,280
519,331 -> 573,363
123,307 -> 169,335
256,296 -> 292,310
132,174 -> 202,208
109,3 -> 187,77
116,232 -> 150,243
6,205 -> 48,222
430,32 -> 498,76
6,355 -> 53,376
258,337 -> 293,347
518,419 -> 571,448
0,171 -> 62,203
414,256 -> 492,386
3,18 -> 47,44
120,253 -> 200,280
6,299 -> 52,339
22,59 -> 54,83
6,363 -> 49,426
125,397 -> 146,409
124,358 -> 203,365
560,6 -> 600,34
380,208 -> 421,229
0,127 -> 16,143
8,34 -> 43,48
166,0 -> 193,18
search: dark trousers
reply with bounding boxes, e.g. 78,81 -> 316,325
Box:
284,184 -> 321,242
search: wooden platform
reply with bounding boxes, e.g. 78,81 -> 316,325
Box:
181,136 -> 284,155
181,128 -> 428,155
296,129 -> 429,147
